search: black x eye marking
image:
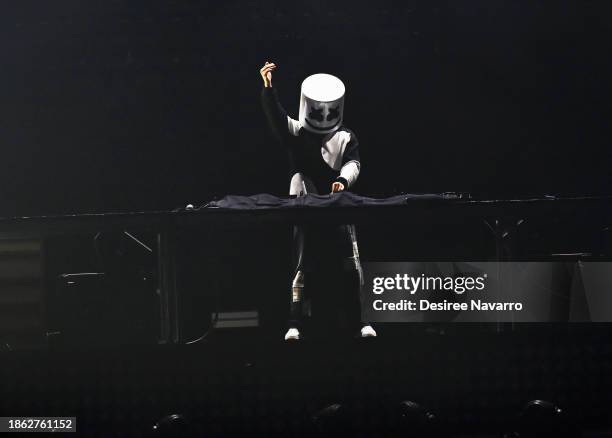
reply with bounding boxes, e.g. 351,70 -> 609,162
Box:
308,108 -> 324,122
326,106 -> 340,121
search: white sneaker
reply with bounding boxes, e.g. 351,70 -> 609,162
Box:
360,325 -> 377,338
284,327 -> 300,341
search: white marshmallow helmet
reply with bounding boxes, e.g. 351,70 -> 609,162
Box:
299,73 -> 345,134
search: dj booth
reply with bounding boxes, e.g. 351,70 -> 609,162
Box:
0,193 -> 610,347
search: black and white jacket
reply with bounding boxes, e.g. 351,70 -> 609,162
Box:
261,87 -> 361,196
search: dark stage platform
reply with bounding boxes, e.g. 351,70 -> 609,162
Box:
2,326 -> 611,437
1,195 -> 611,436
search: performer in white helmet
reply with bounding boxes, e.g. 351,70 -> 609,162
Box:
259,61 -> 376,340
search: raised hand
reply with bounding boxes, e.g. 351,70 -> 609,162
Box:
260,61 -> 276,87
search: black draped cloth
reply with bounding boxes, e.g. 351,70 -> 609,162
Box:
204,191 -> 450,210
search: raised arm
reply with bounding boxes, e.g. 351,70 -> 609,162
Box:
260,61 -> 301,141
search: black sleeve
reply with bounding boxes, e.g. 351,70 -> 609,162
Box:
261,87 -> 290,143
335,176 -> 349,188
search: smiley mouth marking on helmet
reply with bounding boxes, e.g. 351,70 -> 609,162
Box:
305,119 -> 340,131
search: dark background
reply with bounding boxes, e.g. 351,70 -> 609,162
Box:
1,0 -> 611,216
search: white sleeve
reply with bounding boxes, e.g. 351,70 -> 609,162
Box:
339,160 -> 360,187
287,116 -> 301,137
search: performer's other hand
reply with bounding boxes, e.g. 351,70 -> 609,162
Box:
331,182 -> 345,193
260,61 -> 276,87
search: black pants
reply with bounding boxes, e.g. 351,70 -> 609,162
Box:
289,223 -> 364,333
